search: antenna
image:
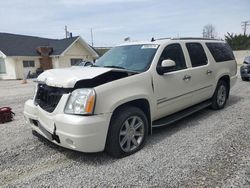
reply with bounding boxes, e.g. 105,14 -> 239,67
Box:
65,25 -> 68,38
64,25 -> 71,38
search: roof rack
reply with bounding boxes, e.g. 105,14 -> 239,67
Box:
151,37 -> 223,42
171,37 -> 223,41
151,37 -> 172,41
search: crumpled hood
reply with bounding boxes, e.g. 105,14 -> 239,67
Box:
37,67 -> 112,88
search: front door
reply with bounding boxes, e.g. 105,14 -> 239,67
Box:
153,43 -> 194,120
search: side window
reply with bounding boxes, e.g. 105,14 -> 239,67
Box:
186,43 -> 208,67
206,43 -> 235,62
159,43 -> 186,71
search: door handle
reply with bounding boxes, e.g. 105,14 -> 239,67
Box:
183,75 -> 191,81
207,70 -> 213,75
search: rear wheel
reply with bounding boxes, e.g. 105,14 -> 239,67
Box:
106,106 -> 148,158
211,80 -> 229,110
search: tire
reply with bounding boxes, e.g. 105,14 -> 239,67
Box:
211,80 -> 229,110
241,77 -> 248,81
32,130 -> 38,136
105,106 -> 148,158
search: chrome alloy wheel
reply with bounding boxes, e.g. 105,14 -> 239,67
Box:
217,85 -> 227,107
119,116 -> 145,152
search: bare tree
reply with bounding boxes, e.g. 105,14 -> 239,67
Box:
202,24 -> 217,38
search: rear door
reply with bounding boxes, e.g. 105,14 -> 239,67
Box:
184,42 -> 214,104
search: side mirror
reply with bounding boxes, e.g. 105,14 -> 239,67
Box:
162,59 -> 176,68
157,59 -> 176,75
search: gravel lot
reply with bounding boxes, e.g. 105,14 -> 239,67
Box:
0,78 -> 249,188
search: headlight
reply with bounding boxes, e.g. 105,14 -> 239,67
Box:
64,89 -> 96,115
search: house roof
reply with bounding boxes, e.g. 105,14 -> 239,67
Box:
0,33 -> 97,57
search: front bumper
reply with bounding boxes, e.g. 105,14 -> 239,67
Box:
240,67 -> 250,78
24,99 -> 112,153
240,72 -> 250,78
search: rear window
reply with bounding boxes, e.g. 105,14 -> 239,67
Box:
206,43 -> 235,62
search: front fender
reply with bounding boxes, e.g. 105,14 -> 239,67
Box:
94,72 -> 154,116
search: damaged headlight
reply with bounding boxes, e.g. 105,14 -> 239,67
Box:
64,89 -> 96,115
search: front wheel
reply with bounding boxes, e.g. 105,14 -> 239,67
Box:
105,106 -> 148,158
211,80 -> 229,110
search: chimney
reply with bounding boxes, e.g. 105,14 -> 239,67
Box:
36,46 -> 53,70
36,46 -> 53,56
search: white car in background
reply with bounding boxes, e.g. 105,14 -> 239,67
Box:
24,38 -> 237,158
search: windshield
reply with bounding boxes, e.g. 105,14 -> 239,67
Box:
95,44 -> 158,72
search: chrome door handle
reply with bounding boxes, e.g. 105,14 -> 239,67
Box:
207,70 -> 213,75
183,75 -> 191,81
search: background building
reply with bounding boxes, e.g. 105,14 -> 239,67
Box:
0,33 -> 99,79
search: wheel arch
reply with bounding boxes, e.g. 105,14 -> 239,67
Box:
111,98 -> 152,134
217,75 -> 230,98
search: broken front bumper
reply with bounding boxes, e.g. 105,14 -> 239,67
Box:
24,99 -> 112,153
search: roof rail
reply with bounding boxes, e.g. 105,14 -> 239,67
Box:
171,37 -> 223,41
152,37 -> 172,41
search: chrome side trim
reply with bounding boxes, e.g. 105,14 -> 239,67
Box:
157,85 -> 213,105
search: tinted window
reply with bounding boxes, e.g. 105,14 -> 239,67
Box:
23,61 -> 35,67
206,43 -> 235,62
159,43 -> 186,71
186,43 -> 208,67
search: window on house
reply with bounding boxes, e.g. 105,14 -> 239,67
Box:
70,58 -> 83,66
0,58 -> 6,74
23,61 -> 35,67
186,43 -> 208,67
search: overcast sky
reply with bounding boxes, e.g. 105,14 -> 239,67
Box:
0,0 -> 249,46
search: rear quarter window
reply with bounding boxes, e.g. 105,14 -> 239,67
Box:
206,43 -> 235,62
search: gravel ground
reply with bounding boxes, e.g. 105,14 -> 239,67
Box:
0,78 -> 249,188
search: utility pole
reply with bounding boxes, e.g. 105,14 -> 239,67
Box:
90,28 -> 94,47
241,21 -> 250,35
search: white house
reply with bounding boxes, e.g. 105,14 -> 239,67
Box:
0,33 -> 99,80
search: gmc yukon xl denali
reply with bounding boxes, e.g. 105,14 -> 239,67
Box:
24,38 -> 237,158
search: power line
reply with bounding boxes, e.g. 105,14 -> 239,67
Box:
241,21 -> 250,35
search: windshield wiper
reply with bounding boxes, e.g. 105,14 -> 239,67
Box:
103,65 -> 125,69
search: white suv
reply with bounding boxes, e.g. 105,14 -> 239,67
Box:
24,38 -> 237,158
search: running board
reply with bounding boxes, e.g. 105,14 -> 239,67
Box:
152,100 -> 212,128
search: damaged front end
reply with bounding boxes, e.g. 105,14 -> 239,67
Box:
35,68 -> 138,113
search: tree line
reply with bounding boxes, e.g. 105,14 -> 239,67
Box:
225,33 -> 250,50
203,24 -> 250,50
